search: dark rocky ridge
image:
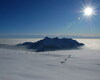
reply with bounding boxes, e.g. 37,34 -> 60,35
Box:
16,37 -> 84,52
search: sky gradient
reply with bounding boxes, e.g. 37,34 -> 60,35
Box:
0,0 -> 100,38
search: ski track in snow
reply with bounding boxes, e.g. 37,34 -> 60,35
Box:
0,48 -> 100,80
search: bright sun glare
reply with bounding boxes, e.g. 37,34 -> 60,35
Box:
84,7 -> 93,16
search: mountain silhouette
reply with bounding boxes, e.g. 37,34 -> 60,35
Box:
17,37 -> 84,52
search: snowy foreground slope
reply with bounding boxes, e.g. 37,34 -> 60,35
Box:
0,48 -> 100,80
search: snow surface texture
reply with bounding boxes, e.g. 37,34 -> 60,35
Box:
0,48 -> 100,80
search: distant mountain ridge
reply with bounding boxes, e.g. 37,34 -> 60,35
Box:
17,37 -> 84,52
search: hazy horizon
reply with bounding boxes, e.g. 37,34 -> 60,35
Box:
0,34 -> 100,39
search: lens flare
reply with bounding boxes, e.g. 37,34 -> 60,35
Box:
84,7 -> 93,16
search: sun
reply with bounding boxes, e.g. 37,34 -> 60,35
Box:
84,7 -> 93,16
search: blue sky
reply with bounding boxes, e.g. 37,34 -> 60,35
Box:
0,0 -> 100,37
